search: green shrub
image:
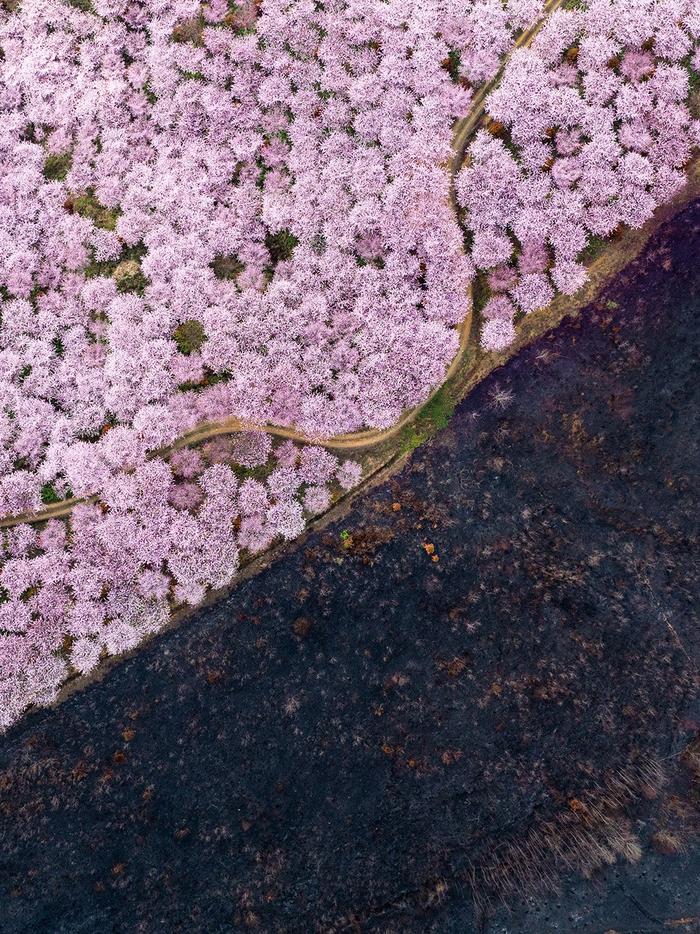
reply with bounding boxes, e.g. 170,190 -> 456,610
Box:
69,189 -> 119,231
43,153 -> 72,182
40,483 -> 61,505
113,259 -> 148,295
211,254 -> 245,281
173,319 -> 207,355
266,229 -> 299,265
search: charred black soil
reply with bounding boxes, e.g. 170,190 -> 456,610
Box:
1,203 -> 699,933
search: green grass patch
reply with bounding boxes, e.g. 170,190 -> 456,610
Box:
445,50 -> 461,83
398,426 -> 429,455
172,13 -> 205,45
256,158 -> 270,191
421,385 -> 455,431
40,483 -> 62,505
235,462 -> 272,483
397,386 -> 457,455
356,255 -> 385,269
223,3 -> 258,36
20,584 -> 42,602
177,369 -> 231,393
266,228 -> 299,265
85,242 -> 147,281
113,259 -> 148,295
230,161 -> 245,186
70,189 -> 119,231
43,152 -> 72,182
173,319 -> 207,355
211,253 -> 244,281
471,272 -> 492,319
577,234 -> 608,265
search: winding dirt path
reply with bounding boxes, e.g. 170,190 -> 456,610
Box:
0,2 -> 564,530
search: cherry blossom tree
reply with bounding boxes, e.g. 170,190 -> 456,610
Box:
457,0 -> 699,351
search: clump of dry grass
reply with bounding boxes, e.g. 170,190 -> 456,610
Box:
467,757 -> 667,916
681,737 -> 700,778
645,733 -> 700,859
651,829 -> 685,855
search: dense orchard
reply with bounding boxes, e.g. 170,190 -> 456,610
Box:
0,0 -> 541,517
457,0 -> 700,345
0,0 -> 698,728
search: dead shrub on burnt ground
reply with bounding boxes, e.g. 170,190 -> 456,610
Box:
647,732 -> 700,858
467,734 -> 700,925
466,757 -> 667,920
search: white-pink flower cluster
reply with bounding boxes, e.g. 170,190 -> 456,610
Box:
457,0 -> 700,349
